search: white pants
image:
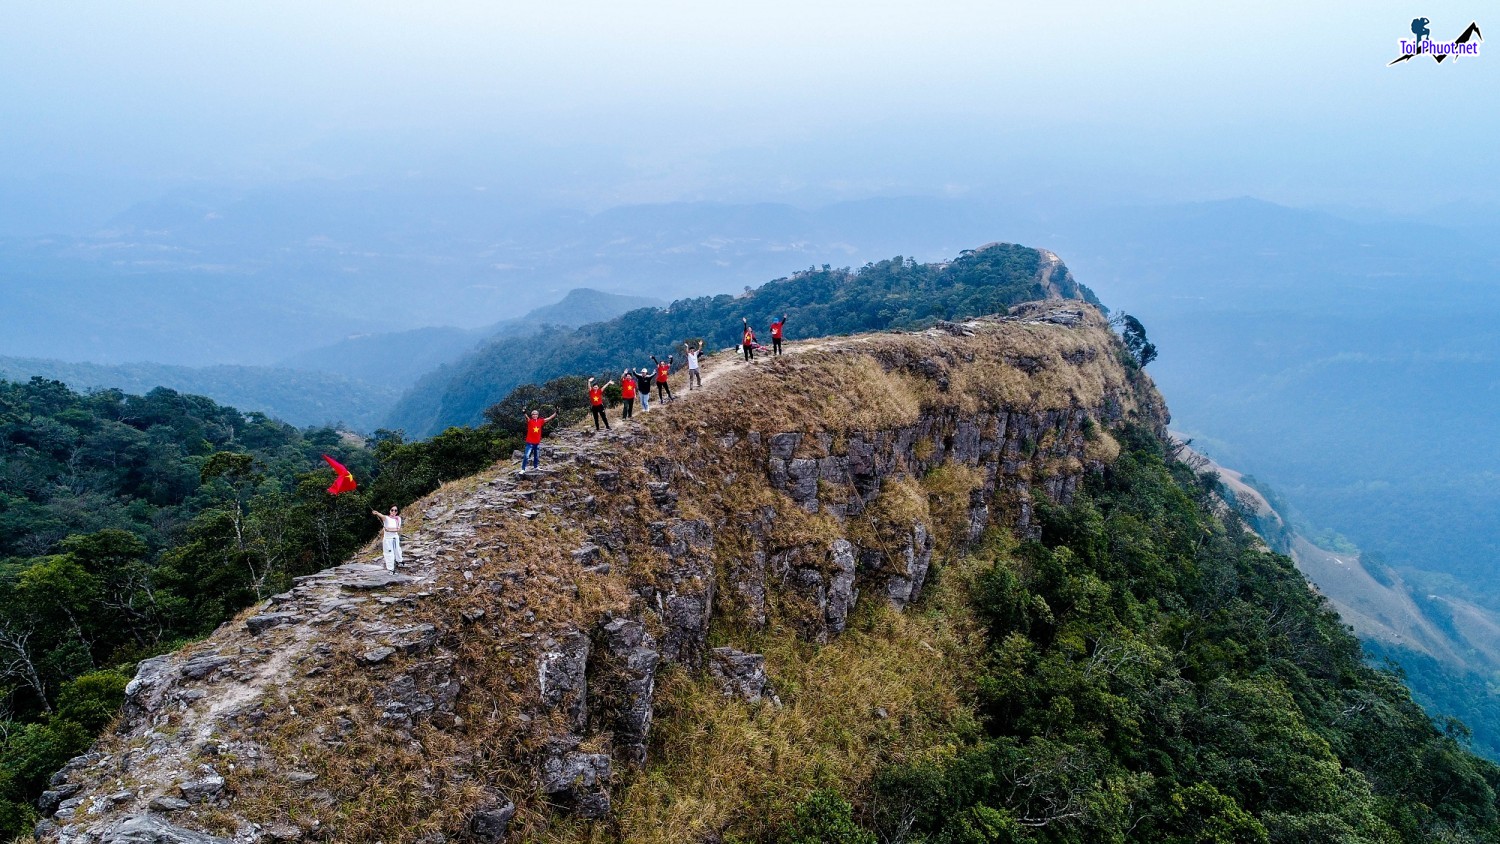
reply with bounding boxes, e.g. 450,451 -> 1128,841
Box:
382,533 -> 403,570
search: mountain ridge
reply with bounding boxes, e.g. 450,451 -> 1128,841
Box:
32,303 -> 1166,842
385,242 -> 1096,437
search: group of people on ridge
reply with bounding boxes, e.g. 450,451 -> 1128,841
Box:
520,314 -> 791,470
371,315 -> 791,570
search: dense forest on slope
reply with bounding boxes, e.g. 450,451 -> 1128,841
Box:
387,244 -> 1097,436
0,377 -> 524,835
1215,469 -> 1500,764
776,428 -> 1500,843
1364,641 -> 1500,764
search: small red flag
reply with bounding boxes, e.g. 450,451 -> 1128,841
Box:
322,454 -> 358,495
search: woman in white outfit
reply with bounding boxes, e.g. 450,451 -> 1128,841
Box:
371,505 -> 403,571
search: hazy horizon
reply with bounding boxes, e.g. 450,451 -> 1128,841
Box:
3,1 -> 1496,238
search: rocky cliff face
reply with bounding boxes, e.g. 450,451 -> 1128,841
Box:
35,304 -> 1165,844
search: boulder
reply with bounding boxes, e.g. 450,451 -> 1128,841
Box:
177,772 -> 225,802
570,544 -> 602,567
767,432 -> 801,461
376,657 -> 460,729
826,540 -> 858,635
93,813 -> 232,843
540,751 -> 611,819
179,655 -> 231,680
538,632 -> 590,731
708,648 -> 779,705
469,795 -> 516,843
885,524 -> 934,610
786,459 -> 819,512
595,619 -> 660,765
121,655 -> 177,727
262,822 -> 303,842
244,613 -> 299,634
37,783 -> 80,815
360,647 -> 395,665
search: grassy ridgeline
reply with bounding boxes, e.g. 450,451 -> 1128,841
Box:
386,245 -> 1094,437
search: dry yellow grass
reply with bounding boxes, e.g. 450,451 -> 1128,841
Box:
531,552 -> 997,844
684,314 -> 1146,443
920,463 -> 988,556
1084,427 -> 1122,466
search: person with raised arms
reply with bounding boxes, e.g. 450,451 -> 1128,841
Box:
740,317 -> 757,362
587,377 -> 614,431
770,313 -> 788,356
650,354 -> 674,402
685,340 -> 704,389
637,367 -> 653,412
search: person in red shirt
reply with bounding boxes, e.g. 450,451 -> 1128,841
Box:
740,317 -> 757,361
769,313 -> 788,356
649,354 -> 674,402
520,408 -> 556,471
587,377 -> 614,430
619,370 -> 638,420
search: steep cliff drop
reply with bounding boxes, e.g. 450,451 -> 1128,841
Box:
36,303 -> 1165,844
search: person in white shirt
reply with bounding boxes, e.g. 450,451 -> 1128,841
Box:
371,505 -> 403,571
685,340 -> 703,389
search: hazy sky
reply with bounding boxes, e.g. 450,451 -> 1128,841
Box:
1,0 -> 1495,225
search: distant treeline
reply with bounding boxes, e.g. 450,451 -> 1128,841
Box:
387,245 -> 1097,436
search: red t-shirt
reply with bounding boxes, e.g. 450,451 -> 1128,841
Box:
656,363 -> 670,383
743,328 -> 755,345
621,376 -> 636,399
771,321 -> 783,339
589,385 -> 604,407
525,418 -> 545,445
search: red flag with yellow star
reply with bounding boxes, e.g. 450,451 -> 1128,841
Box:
322,454 -> 357,495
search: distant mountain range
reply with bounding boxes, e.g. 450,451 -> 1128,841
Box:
277,288 -> 661,388
0,288 -> 660,430
0,181 -> 1073,366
